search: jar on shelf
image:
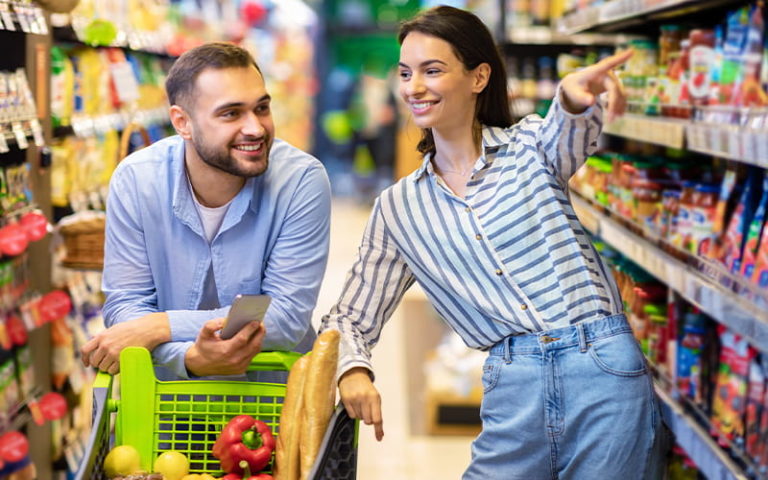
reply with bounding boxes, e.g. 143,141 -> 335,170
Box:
632,177 -> 664,233
614,156 -> 636,219
625,40 -> 659,114
593,157 -> 613,207
659,24 -> 683,71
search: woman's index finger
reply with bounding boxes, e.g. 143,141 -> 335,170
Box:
594,49 -> 634,72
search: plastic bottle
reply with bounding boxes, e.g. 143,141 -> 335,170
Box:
667,39 -> 691,118
688,29 -> 716,108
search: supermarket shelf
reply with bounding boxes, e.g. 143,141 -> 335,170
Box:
603,113 -> 686,149
556,0 -> 746,34
504,26 -> 642,46
687,122 -> 768,168
604,113 -> 768,168
57,108 -> 169,139
571,194 -> 768,354
51,25 -> 174,57
1,118 -> 44,150
655,386 -> 748,480
0,1 -> 48,36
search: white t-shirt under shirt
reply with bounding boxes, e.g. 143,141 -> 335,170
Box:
189,177 -> 232,310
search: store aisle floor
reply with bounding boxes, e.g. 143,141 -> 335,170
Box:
313,199 -> 474,479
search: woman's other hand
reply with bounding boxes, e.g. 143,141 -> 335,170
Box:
339,366 -> 384,441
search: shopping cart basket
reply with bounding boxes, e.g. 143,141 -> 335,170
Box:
76,346 -> 358,479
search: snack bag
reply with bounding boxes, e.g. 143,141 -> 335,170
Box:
711,326 -> 754,446
722,168 -> 763,273
746,356 -> 766,461
741,175 -> 768,279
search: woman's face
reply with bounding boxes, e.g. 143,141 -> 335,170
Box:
398,31 -> 482,133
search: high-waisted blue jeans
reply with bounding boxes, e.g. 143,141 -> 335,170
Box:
463,313 -> 667,480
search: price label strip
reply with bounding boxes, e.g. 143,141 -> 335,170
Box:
0,130 -> 9,154
11,121 -> 28,150
0,2 -> 15,32
29,119 -> 44,147
11,3 -> 30,33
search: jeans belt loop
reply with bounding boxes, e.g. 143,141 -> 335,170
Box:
577,323 -> 587,353
503,335 -> 512,364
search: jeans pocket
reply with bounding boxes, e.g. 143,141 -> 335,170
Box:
588,331 -> 648,377
481,357 -> 502,393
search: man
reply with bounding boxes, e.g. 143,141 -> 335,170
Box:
80,42 -> 331,379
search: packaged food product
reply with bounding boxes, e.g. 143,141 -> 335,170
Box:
723,169 -> 764,273
660,189 -> 681,239
740,175 -> 768,279
711,326 -> 754,446
688,29 -> 716,108
751,216 -> 768,287
690,183 -> 719,256
672,181 -> 697,250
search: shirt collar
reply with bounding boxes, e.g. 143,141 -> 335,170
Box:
172,138 -> 258,233
411,125 -> 511,182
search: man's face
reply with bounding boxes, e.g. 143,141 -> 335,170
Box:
186,66 -> 275,178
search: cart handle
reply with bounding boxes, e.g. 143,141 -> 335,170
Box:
247,350 -> 303,372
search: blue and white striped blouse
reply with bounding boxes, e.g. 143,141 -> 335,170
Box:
321,95 -> 624,375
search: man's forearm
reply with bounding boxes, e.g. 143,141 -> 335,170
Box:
136,312 -> 172,349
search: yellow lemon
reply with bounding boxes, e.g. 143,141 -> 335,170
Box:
103,445 -> 142,477
154,451 -> 190,480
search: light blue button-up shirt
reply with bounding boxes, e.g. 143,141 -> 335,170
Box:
102,135 -> 331,378
322,94 -> 623,376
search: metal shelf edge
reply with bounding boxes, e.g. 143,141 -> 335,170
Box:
655,385 -> 748,480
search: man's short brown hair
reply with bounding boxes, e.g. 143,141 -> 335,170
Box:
165,42 -> 262,109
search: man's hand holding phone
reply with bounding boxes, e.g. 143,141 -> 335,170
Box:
220,294 -> 271,339
184,294 -> 271,376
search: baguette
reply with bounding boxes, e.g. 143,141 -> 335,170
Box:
299,330 -> 340,479
274,354 -> 310,480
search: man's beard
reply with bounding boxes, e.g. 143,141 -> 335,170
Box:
191,134 -> 270,178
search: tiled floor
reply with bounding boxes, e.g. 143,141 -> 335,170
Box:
312,199 -> 474,479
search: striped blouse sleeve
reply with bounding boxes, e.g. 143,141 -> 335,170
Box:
537,84 -> 604,185
320,198 -> 415,379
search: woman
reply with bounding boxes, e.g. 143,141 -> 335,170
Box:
320,6 -> 664,479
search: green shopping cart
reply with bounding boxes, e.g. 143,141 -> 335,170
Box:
76,346 -> 358,479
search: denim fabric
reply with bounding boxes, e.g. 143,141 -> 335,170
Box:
463,314 -> 664,480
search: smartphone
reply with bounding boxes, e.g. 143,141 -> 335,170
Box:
220,294 -> 271,340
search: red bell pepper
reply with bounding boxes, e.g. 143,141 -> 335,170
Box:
213,415 -> 275,474
221,460 -> 274,480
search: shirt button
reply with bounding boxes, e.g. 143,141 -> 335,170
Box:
495,269 -> 503,276
475,234 -> 482,240
465,207 -> 471,212
520,304 -> 528,311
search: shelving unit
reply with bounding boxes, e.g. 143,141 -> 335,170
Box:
0,1 -> 53,478
656,386 -> 749,480
571,193 -> 768,352
552,1 -> 768,477
556,0 -> 746,34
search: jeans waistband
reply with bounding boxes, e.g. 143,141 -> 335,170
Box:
489,313 -> 631,356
